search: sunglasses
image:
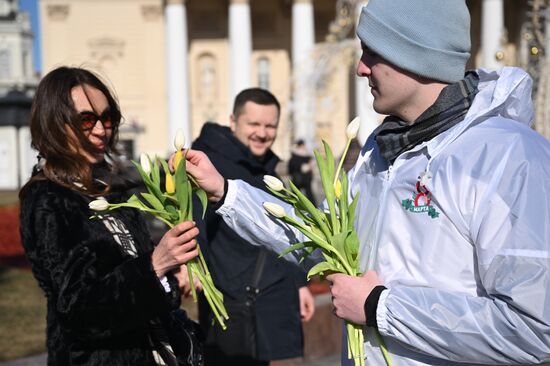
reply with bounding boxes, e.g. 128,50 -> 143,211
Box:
79,111 -> 115,131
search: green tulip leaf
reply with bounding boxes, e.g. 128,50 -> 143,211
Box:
152,157 -> 161,186
347,193 -> 359,232
331,231 -> 348,260
322,140 -> 335,182
307,261 -> 338,280
141,192 -> 165,212
194,188 -> 208,219
278,241 -> 314,258
132,161 -> 165,204
344,230 -> 360,272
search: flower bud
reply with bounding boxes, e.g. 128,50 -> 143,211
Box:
334,179 -> 342,199
89,198 -> 110,211
174,129 -> 185,151
263,202 -> 286,218
140,153 -> 151,175
263,175 -> 284,192
346,117 -> 360,140
165,173 -> 175,194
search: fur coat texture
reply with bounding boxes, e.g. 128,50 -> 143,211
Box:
19,178 -> 198,366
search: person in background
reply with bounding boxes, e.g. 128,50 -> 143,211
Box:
19,66 -> 202,366
288,139 -> 316,205
183,0 -> 550,364
192,88 -> 315,366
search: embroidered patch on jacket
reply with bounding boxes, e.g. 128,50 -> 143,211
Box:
401,173 -> 440,219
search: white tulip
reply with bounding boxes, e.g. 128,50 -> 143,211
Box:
174,129 -> 185,150
263,175 -> 284,192
140,153 -> 151,175
263,202 -> 286,218
346,116 -> 360,140
89,198 -> 110,211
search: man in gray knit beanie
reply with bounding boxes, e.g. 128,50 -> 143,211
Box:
357,0 -> 471,84
182,0 -> 550,365
323,0 -> 550,365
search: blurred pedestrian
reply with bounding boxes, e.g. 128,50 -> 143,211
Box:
192,88 -> 315,366
288,139 -> 316,205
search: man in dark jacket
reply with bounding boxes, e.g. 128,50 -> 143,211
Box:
192,88 -> 315,366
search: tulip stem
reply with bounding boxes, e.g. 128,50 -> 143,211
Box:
334,138 -> 352,186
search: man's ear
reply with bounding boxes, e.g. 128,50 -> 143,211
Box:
229,114 -> 237,132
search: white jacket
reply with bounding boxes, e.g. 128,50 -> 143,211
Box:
216,67 -> 550,365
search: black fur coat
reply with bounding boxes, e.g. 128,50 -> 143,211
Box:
19,179 -> 196,366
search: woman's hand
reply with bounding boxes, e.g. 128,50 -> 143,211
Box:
152,221 -> 199,278
173,265 -> 203,298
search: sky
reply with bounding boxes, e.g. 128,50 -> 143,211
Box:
18,0 -> 41,73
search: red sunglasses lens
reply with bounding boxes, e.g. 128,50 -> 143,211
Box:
80,113 -> 97,130
79,112 -> 114,130
101,115 -> 113,128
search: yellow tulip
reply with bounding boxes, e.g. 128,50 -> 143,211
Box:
334,179 -> 342,199
165,173 -> 175,194
173,150 -> 183,172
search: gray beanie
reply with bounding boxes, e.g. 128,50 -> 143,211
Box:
357,0 -> 471,83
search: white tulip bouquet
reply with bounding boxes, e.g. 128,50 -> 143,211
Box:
262,118 -> 391,366
89,129 -> 228,329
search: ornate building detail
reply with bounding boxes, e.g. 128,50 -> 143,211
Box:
197,53 -> 217,100
523,0 -> 549,139
196,53 -> 218,122
88,37 -> 125,59
141,5 -> 162,22
46,4 -> 70,21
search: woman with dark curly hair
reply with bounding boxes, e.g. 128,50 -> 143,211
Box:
19,66 -> 203,366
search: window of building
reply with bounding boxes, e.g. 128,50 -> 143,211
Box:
0,49 -> 11,80
198,53 -> 217,100
257,57 -> 270,90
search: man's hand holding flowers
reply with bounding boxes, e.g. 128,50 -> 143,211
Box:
327,271 -> 382,325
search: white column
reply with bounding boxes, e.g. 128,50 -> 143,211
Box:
481,0 -> 505,71
165,0 -> 190,148
18,127 -> 37,187
354,1 -> 380,145
229,0 -> 252,102
0,127 -> 19,190
292,0 -> 315,148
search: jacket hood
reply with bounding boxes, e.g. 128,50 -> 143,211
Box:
192,122 -> 279,171
418,67 -> 534,176
468,67 -> 533,126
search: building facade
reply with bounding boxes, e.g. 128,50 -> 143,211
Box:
0,0 -> 37,190
38,0 -> 549,162
0,0 -> 35,95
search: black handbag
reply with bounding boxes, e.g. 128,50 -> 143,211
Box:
205,251 -> 267,359
165,308 -> 205,366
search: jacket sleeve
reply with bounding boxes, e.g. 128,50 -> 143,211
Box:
23,191 -> 178,341
216,179 -> 322,269
377,144 -> 550,364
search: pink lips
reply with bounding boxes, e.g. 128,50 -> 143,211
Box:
93,142 -> 106,151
